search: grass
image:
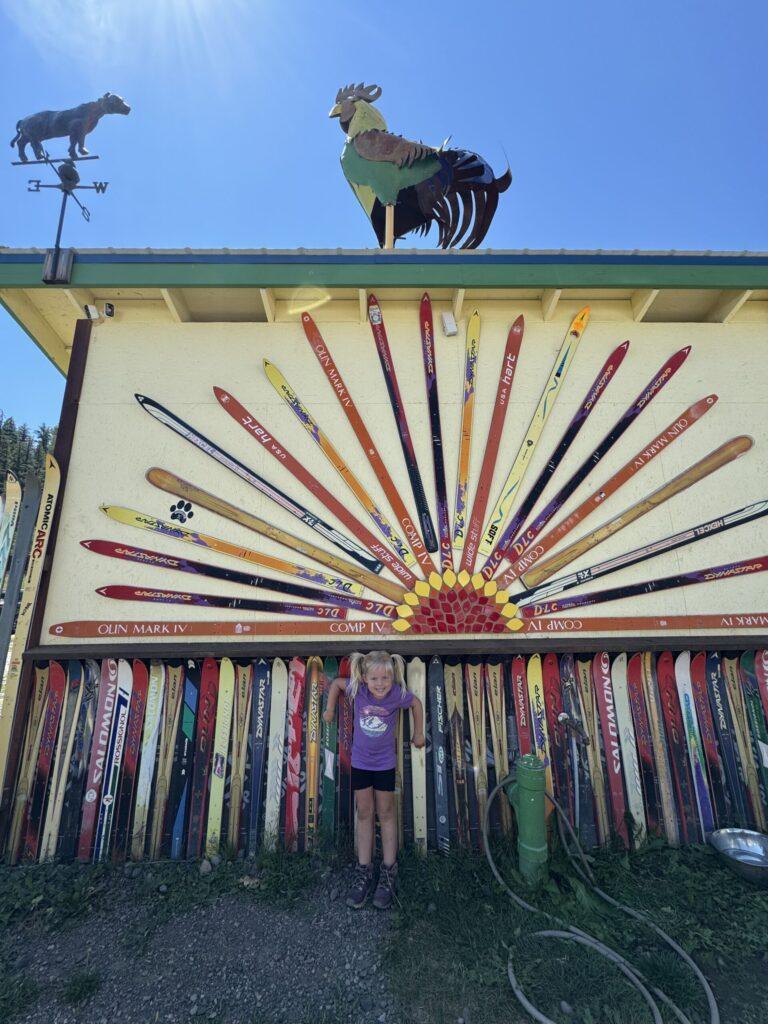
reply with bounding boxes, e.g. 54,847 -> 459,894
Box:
0,944 -> 39,1022
386,839 -> 768,1024
61,967 -> 101,1006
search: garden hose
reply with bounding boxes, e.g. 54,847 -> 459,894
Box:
482,771 -> 720,1024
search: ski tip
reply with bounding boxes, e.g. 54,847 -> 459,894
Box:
618,339 -> 630,351
263,358 -> 273,370
680,345 -> 692,356
135,393 -> 148,406
512,313 -> 524,329
367,292 -> 378,305
212,385 -> 226,401
95,586 -> 108,596
301,310 -> 312,323
80,539 -> 93,549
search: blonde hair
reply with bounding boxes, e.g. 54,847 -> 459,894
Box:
346,650 -> 406,700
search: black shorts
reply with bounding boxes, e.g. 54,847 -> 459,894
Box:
351,766 -> 396,792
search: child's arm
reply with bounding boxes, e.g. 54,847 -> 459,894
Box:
322,677 -> 347,723
409,695 -> 425,748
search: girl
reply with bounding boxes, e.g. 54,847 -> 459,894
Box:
323,651 -> 424,909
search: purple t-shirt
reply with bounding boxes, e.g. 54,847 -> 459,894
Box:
350,683 -> 414,771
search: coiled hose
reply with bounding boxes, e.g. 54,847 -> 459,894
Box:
483,771 -> 720,1024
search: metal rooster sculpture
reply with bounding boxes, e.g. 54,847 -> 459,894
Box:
329,83 -> 511,249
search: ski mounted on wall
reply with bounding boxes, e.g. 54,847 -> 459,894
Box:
418,295 -> 452,571
368,294 -> 438,552
452,311 -> 480,554
135,394 -> 380,573
96,584 -> 353,619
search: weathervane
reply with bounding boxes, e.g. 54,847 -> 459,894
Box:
9,93 -> 131,283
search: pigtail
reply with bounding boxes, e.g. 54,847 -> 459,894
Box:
347,651 -> 366,701
390,653 -> 407,695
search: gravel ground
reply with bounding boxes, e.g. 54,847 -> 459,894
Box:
9,865 -> 399,1024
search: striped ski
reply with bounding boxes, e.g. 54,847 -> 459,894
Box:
147,662 -> 184,859
39,662 -> 84,861
527,655 -> 555,821
657,652 -> 699,844
513,497 -> 768,606
146,468 -> 406,603
111,659 -> 148,860
206,657 -> 235,857
167,663 -> 199,859
576,658 -> 610,845
301,311 -> 435,573
130,661 -> 164,859
739,652 -> 768,819
444,662 -> 470,848
511,655 -> 532,756
228,662 -> 253,851
247,659 -> 272,853
689,652 -> 729,827
6,665 -> 50,863
93,659 -> 133,862
479,339 -> 628,579
461,316 -> 524,573
521,550 -> 768,618
486,661 -> 512,833
263,359 -> 416,580
757,650 -> 768,723
418,295 -> 451,569
675,652 -> 715,837
723,655 -> 766,830
705,652 -> 749,827
263,658 -> 288,851
542,653 -> 574,826
97,583 -> 352,620
368,294 -> 438,551
641,653 -> 680,845
499,395 -> 717,587
187,658 -> 218,858
337,656 -> 353,837
215,385 -> 418,582
83,539 -> 395,617
452,310 -> 480,553
479,307 -> 589,558
101,505 -> 365,597
304,656 -> 322,851
21,661 -> 66,862
591,653 -> 630,847
626,654 -> 661,835
465,662 -> 488,843
611,653 -> 646,843
320,657 -> 338,842
57,660 -> 98,860
485,344 -> 690,579
284,657 -> 306,852
428,656 -> 449,854
78,659 -> 119,861
135,394 -> 379,571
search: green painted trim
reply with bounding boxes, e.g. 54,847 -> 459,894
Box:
2,259 -> 768,291
0,295 -> 66,377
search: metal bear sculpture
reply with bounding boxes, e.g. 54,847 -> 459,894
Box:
10,92 -> 131,162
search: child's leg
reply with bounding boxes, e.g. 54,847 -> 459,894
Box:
355,786 -> 375,866
375,790 -> 397,866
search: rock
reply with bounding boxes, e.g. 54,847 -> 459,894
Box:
560,1001 -> 574,1016
211,854 -> 222,868
159,884 -> 168,894
199,859 -> 212,876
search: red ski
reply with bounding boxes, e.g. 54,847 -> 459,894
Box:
22,661 -> 66,862
112,660 -> 149,860
460,317 -> 524,573
626,654 -> 660,834
511,655 -> 532,756
284,657 -> 307,852
337,655 -> 353,833
542,653 -> 573,825
656,651 -> 699,844
591,653 -> 629,847
186,657 -> 219,859
77,660 -> 119,860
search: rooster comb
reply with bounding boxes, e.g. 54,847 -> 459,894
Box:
335,82 -> 382,104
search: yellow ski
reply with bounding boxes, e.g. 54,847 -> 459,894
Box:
149,662 -> 184,860
526,654 -> 554,817
304,656 -> 322,850
227,662 -> 253,850
407,657 -> 428,853
206,657 -> 235,857
452,311 -> 480,552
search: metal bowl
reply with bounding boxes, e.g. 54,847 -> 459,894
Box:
709,828 -> 768,887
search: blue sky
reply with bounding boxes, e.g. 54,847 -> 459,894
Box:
1,0 -> 766,427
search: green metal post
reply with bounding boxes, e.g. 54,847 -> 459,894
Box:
505,754 -> 548,885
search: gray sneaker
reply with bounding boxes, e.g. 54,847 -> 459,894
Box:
373,861 -> 398,910
346,863 -> 374,908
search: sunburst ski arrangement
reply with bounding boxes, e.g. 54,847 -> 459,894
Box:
54,294 -> 768,639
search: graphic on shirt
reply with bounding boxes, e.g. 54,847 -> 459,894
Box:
359,704 -> 390,737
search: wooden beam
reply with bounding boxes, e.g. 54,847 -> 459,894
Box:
358,289 -> 368,324
259,287 -> 276,323
63,288 -> 96,315
0,289 -> 70,373
707,289 -> 753,324
160,288 -> 191,323
452,288 -> 465,321
630,288 -> 659,322
541,288 -> 561,321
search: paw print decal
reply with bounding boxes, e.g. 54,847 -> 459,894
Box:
170,500 -> 194,524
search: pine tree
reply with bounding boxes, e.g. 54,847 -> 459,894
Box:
0,419 -> 57,499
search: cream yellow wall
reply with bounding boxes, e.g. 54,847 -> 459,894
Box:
40,297 -> 768,646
